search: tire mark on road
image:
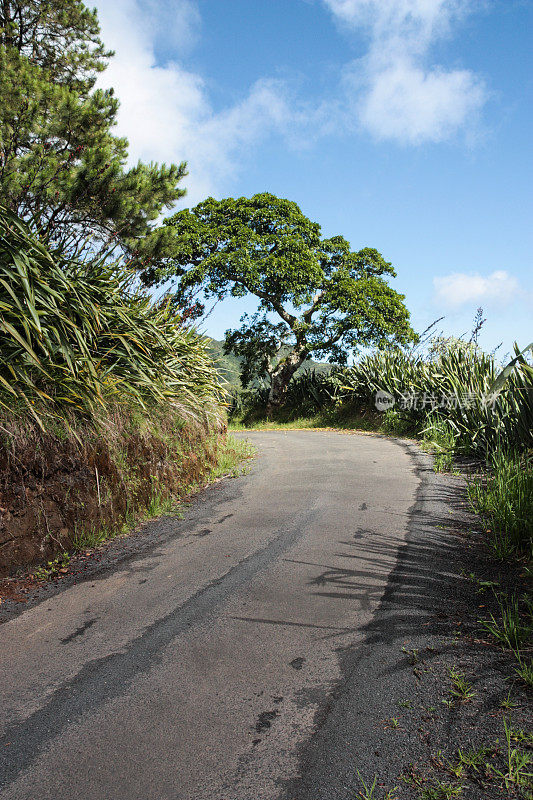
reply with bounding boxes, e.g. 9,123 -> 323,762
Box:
0,505 -> 320,790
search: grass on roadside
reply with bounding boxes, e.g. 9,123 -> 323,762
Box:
400,715 -> 533,800
229,406 -> 415,437
476,590 -> 533,692
494,718 -> 533,796
479,593 -> 532,652
421,417 -> 457,472
467,448 -> 533,558
207,434 -> 256,480
514,658 -> 533,689
229,412 -> 375,432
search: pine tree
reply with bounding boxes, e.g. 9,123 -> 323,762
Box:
0,0 -> 186,256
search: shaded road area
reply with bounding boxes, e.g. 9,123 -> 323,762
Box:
0,430 -> 445,799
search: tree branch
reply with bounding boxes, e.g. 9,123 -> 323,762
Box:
234,281 -> 297,329
302,290 -> 325,323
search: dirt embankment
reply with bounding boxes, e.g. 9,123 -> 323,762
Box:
0,410 -> 225,576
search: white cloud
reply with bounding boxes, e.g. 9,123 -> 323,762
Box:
355,58 -> 485,144
433,270 -> 519,307
94,0 -> 296,206
92,0 -> 489,209
325,0 -> 487,143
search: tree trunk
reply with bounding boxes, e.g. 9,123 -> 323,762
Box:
266,349 -> 307,419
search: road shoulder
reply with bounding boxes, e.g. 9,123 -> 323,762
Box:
281,442 -> 532,800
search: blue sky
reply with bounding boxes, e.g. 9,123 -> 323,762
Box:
95,0 -> 532,357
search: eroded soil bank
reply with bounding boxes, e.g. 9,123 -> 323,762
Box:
0,410 -> 225,575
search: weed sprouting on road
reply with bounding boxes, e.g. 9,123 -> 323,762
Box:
419,781 -> 463,799
401,646 -> 420,665
514,658 -> 533,689
356,771 -> 399,800
448,667 -> 477,703
499,691 -> 518,711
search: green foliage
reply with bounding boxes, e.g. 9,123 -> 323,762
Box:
0,206 -> 221,427
479,594 -> 533,650
206,339 -> 242,388
72,523 -> 117,552
514,658 -> 533,688
225,313 -> 292,388
448,666 -> 476,703
422,417 -> 457,472
339,341 -> 533,456
355,771 -> 398,800
209,338 -> 332,398
228,368 -> 346,423
207,435 -> 256,480
32,551 -> 71,581
0,0 -> 186,255
272,368 -> 338,415
144,193 -> 416,405
455,745 -> 491,773
0,0 -> 109,88
495,718 -> 533,795
419,783 -> 462,800
380,408 -> 414,436
468,449 -> 533,557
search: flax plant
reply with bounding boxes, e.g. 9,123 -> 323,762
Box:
0,206 -> 222,428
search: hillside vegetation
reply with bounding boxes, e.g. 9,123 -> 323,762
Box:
207,338 -> 332,391
0,207 -> 231,574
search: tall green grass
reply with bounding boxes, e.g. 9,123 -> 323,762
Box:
0,208 -> 234,573
468,450 -> 533,558
0,205 -> 222,427
421,416 -> 457,472
339,343 -> 533,457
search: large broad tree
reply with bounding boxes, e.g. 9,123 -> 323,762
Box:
0,0 -> 186,256
143,193 -> 418,414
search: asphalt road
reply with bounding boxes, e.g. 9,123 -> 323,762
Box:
0,430 -> 430,800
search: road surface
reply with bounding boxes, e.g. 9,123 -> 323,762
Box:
1,430 -> 439,799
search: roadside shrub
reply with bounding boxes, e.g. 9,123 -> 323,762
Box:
467,449 -> 533,558
0,205 -> 222,427
422,416 -> 458,472
340,342 -> 532,457
380,408 -> 414,436
0,207 -> 228,575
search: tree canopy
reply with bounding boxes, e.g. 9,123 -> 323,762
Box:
0,0 -> 186,256
145,193 -> 417,410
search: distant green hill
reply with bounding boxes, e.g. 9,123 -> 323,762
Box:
206,339 -> 242,387
206,338 -> 333,388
